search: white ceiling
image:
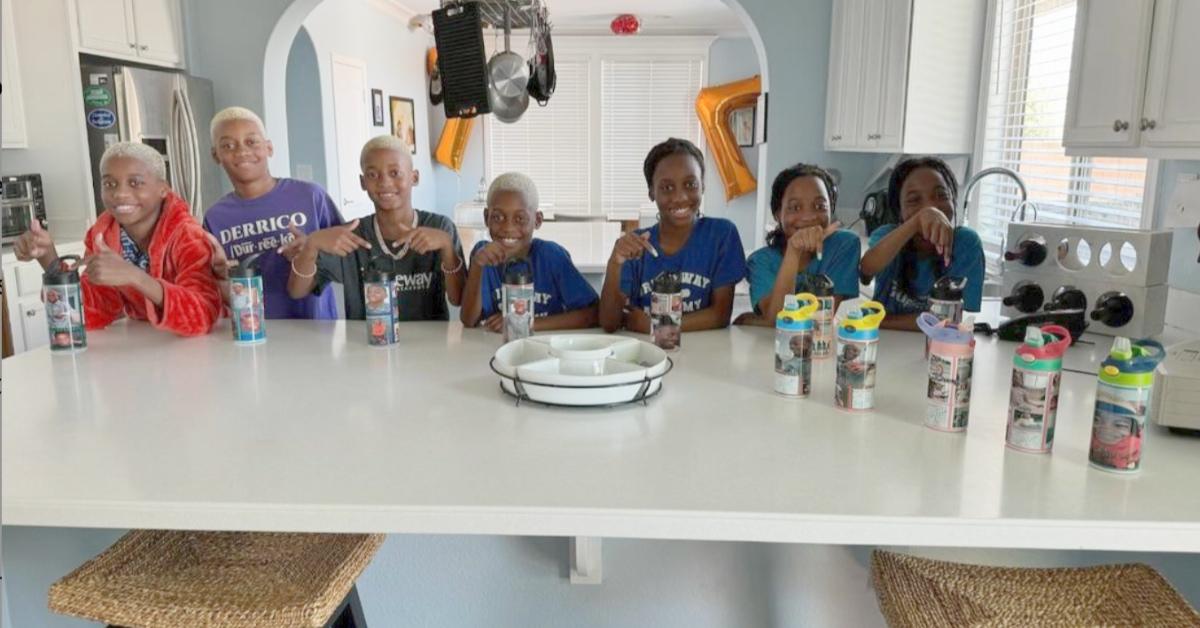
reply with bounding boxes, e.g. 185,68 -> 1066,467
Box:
394,0 -> 748,36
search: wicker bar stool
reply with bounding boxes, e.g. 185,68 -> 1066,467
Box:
870,550 -> 1200,627
48,530 -> 385,628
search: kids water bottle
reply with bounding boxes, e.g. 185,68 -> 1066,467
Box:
803,274 -> 836,359
774,292 -> 819,397
926,275 -> 966,357
364,261 -> 399,347
1089,337 -> 1165,473
503,258 -> 534,342
834,300 -> 886,411
918,312 -> 976,432
229,254 -> 266,345
650,271 -> 683,352
42,255 -> 86,354
1005,325 -> 1071,453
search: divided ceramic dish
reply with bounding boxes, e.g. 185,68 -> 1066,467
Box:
491,335 -> 671,406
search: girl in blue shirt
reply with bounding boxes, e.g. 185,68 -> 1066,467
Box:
599,138 -> 747,333
738,163 -> 861,326
859,157 -> 985,331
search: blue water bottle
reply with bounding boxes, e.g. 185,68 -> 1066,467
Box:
229,254 -> 266,345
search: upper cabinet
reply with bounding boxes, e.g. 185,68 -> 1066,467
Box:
73,0 -> 184,68
1064,0 -> 1200,157
2,0 -> 29,148
824,0 -> 986,154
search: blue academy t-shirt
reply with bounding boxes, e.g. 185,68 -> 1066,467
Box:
619,217 -> 747,313
867,224 -> 985,314
746,229 -> 861,314
473,238 -> 599,318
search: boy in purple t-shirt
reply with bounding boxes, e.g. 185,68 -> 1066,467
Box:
203,106 -> 343,319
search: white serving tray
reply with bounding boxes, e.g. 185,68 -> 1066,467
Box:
490,335 -> 672,407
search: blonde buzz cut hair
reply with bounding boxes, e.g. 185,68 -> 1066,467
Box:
359,135 -> 413,170
487,172 -> 539,212
210,106 -> 267,144
100,141 -> 167,181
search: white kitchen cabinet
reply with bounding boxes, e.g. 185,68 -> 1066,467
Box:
1140,0 -> 1200,149
824,0 -> 986,154
72,0 -> 184,69
1062,0 -> 1153,150
824,0 -> 863,150
2,0 -> 28,148
1064,0 -> 1200,157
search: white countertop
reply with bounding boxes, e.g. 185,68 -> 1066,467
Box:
4,320 -> 1200,552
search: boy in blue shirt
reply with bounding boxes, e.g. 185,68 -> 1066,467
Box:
599,138 -> 746,333
461,172 -> 598,331
739,163 -> 861,326
860,156 -> 985,331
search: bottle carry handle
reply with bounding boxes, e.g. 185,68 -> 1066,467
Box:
1019,324 -> 1072,360
917,312 -> 973,345
1128,338 -> 1166,372
842,300 -> 887,332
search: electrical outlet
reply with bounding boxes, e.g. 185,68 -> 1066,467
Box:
1164,173 -> 1200,229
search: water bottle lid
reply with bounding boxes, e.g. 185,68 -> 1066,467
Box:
1014,324 -> 1071,367
837,300 -> 886,339
504,258 -> 533,284
930,275 -> 967,301
777,293 -> 819,329
1100,337 -> 1165,383
801,273 -> 835,297
917,312 -> 974,345
364,256 -> 394,283
650,270 -> 681,293
43,255 -> 82,285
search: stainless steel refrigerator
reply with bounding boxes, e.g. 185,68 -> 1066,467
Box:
79,56 -> 223,219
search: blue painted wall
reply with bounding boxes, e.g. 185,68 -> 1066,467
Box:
285,27 -> 328,189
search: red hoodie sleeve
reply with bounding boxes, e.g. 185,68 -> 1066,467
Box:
144,225 -> 222,337
80,224 -> 127,331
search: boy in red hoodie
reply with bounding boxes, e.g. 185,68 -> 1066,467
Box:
14,142 -> 221,336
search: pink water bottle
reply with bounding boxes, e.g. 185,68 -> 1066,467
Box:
918,312 -> 976,432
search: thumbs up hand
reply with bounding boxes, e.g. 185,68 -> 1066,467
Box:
14,219 -> 58,268
82,232 -> 144,287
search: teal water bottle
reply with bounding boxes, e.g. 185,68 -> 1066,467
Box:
1089,337 -> 1165,473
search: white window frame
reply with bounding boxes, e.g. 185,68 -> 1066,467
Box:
968,0 -> 1159,246
482,35 -> 713,217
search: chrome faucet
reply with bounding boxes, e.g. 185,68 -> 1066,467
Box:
962,166 -> 1036,223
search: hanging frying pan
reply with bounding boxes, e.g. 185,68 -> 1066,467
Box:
526,6 -> 556,106
487,6 -> 529,123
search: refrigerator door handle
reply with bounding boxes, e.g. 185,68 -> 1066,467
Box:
118,69 -> 143,142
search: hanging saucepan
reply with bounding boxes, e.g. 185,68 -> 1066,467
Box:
526,6 -> 556,106
487,6 -> 529,123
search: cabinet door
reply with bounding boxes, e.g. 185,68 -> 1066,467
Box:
2,0 -> 28,148
17,295 -> 47,352
75,0 -> 137,57
825,0 -> 865,150
1141,0 -> 1200,148
1062,0 -> 1153,149
855,4 -> 888,148
131,0 -> 183,66
873,0 -> 911,151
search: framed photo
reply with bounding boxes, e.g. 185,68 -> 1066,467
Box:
371,89 -> 385,127
732,106 -> 756,147
390,96 -> 417,154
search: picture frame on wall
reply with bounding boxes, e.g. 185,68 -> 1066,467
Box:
390,96 -> 417,154
371,89 -> 385,127
732,106 -> 755,148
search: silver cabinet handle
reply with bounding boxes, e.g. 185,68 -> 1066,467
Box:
1146,119 -> 1157,130
129,43 -> 136,49
139,45 -> 148,51
1113,119 -> 1129,132
831,135 -> 842,141
25,309 -> 37,318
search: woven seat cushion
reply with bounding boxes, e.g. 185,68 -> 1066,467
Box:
870,550 -> 1200,627
49,530 -> 384,628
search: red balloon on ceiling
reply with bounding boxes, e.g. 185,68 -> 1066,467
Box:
610,14 -> 640,35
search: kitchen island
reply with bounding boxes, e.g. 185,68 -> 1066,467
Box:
3,320 -> 1199,553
